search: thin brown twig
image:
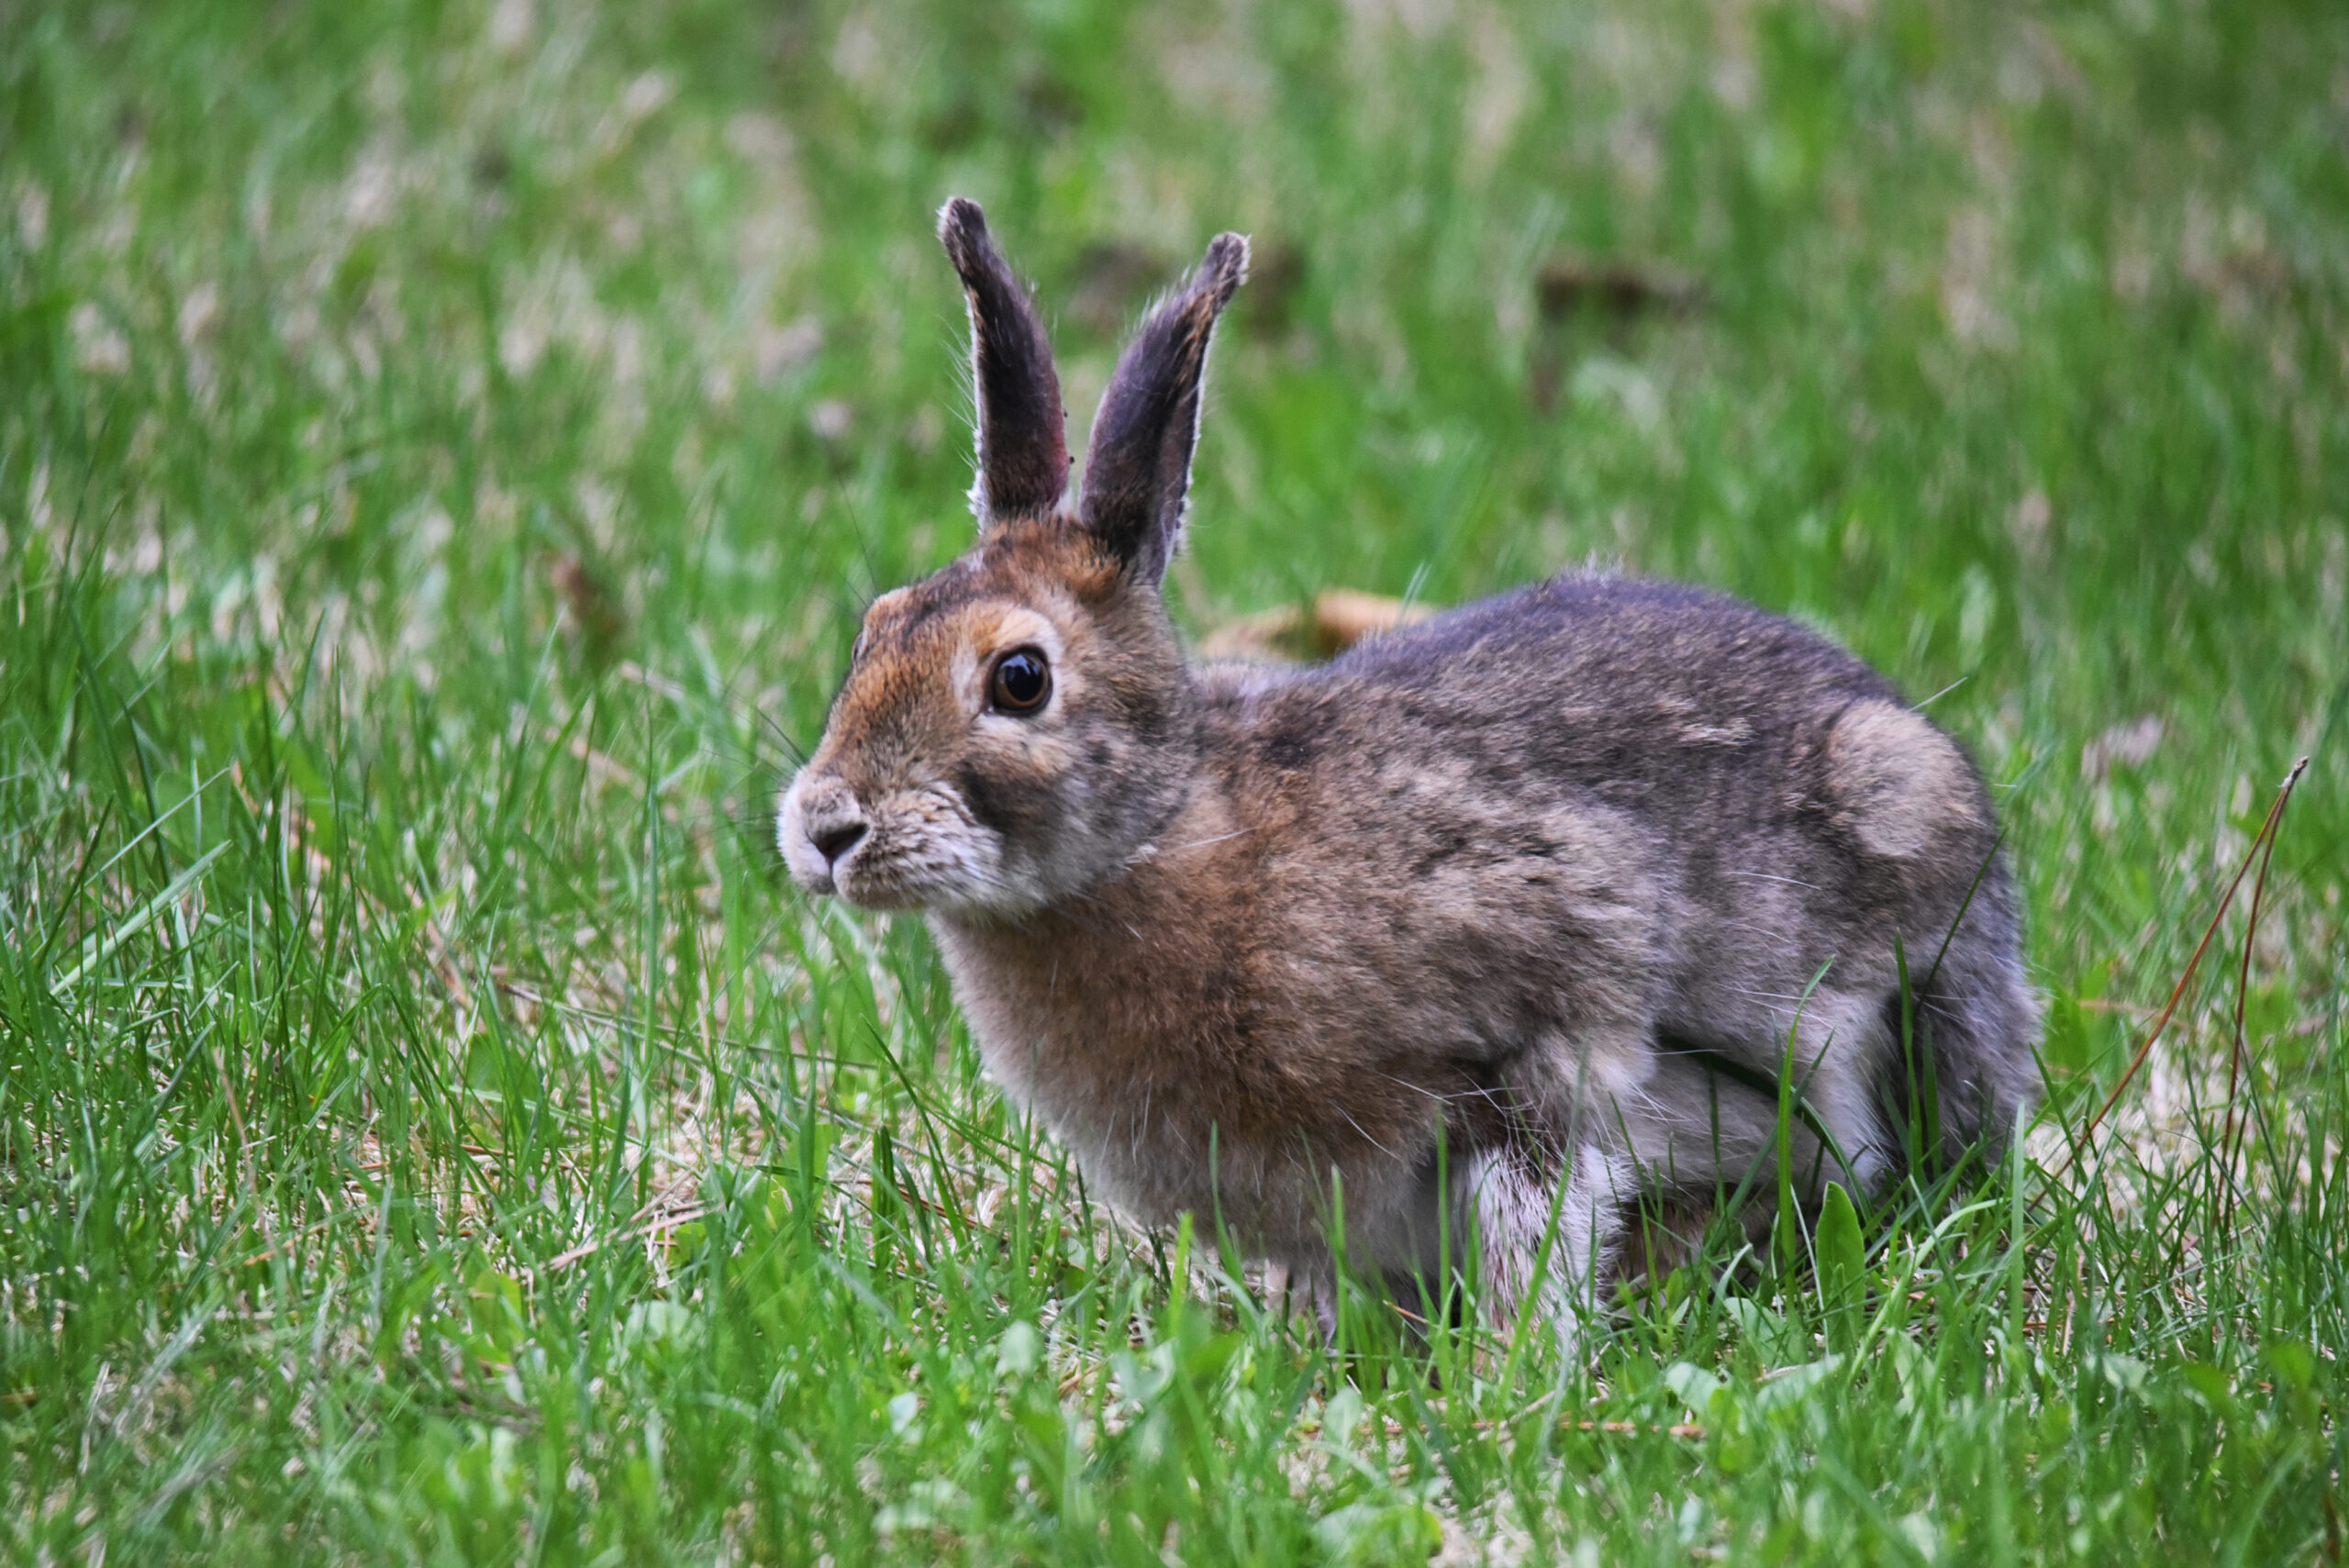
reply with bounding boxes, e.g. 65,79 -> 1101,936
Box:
2055,757 -> 2308,1179
2221,759 -> 2302,1209
1569,1419 -> 1706,1439
544,1204 -> 712,1273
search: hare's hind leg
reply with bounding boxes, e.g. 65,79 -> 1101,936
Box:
1462,1138 -> 1631,1353
1879,917 -> 2041,1170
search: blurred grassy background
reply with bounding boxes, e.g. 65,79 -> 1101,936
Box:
3,0 -> 2346,1561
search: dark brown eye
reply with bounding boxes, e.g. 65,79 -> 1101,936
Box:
989,647 -> 1051,714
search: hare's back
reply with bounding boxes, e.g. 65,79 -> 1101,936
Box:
1319,573 -> 1930,817
1345,572 -> 1890,699
1280,570 -> 2009,1049
1239,571 -> 2009,973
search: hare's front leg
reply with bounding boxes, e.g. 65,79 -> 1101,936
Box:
1464,1139 -> 1630,1353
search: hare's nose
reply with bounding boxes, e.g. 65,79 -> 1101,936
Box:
811,819 -> 867,866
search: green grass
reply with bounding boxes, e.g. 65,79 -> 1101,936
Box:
3,0 -> 2345,1560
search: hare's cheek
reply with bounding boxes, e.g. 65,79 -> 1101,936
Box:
950,759 -> 1056,848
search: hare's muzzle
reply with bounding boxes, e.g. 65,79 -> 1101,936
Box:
775,770 -> 866,897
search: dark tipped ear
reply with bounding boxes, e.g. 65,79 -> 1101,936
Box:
1078,232 -> 1249,584
938,197 -> 1069,523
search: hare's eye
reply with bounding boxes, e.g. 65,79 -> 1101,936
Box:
989,647 -> 1052,715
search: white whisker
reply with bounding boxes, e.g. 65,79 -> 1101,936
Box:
1172,827 -> 1257,851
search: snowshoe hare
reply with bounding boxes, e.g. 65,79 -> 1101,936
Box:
778,199 -> 2039,1342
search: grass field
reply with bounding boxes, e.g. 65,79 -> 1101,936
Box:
4,0 -> 2347,1560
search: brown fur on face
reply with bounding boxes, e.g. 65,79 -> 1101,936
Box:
778,519 -> 1197,916
775,203 -> 2041,1350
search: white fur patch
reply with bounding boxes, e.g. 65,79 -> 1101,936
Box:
1466,1141 -> 1629,1351
1825,701 -> 1980,858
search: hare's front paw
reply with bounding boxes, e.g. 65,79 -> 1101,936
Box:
1466,1140 -> 1629,1358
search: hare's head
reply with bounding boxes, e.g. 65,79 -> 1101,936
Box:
777,199 -> 1247,916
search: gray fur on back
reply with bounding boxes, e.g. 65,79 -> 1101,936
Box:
1222,569 -> 2035,1165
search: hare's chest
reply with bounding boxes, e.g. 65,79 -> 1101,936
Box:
929,917 -> 1458,1284
927,914 -> 1355,1244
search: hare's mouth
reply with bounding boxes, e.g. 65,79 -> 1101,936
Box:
835,838 -> 1008,913
828,788 -> 1033,915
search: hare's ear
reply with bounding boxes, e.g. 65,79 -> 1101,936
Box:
938,197 -> 1069,524
1079,233 -> 1249,584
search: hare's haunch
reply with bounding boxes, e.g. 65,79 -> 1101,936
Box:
778,199 -> 2038,1341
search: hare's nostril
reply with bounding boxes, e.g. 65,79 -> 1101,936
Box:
811,820 -> 868,865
